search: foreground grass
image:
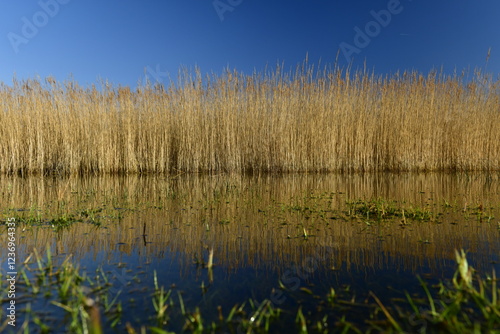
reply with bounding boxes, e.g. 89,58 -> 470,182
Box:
0,62 -> 499,174
1,248 -> 498,333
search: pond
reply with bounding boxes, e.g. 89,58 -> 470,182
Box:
1,173 -> 499,333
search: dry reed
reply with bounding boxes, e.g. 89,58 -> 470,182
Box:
0,63 -> 499,174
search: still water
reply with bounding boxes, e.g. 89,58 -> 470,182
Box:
1,173 -> 499,332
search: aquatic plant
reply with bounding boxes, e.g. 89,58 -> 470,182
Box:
8,247 -> 499,333
0,62 -> 499,174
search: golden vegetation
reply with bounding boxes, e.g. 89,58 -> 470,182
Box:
0,64 -> 499,174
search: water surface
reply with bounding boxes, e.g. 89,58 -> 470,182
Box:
1,173 -> 499,332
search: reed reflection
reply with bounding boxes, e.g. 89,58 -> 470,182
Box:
1,173 -> 499,276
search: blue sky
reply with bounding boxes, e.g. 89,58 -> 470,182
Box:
1,0 -> 499,88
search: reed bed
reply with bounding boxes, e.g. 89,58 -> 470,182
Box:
0,63 -> 499,174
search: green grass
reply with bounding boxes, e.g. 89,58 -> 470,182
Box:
3,248 -> 498,333
1,195 -> 135,230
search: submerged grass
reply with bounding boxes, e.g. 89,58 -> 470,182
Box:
0,62 -> 499,174
1,182 -> 138,230
2,199 -> 126,230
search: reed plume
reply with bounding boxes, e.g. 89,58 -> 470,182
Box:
0,63 -> 498,174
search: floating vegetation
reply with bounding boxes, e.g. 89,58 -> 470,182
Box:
0,186 -> 139,230
345,198 -> 436,222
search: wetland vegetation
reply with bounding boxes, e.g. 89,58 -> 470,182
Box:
0,63 -> 499,175
1,60 -> 499,333
1,174 -> 499,332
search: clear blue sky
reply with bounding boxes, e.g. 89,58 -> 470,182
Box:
1,0 -> 499,88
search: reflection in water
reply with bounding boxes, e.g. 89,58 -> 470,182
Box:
1,173 -> 499,332
1,173 -> 499,275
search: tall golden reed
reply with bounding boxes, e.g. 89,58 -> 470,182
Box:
0,63 -> 498,174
